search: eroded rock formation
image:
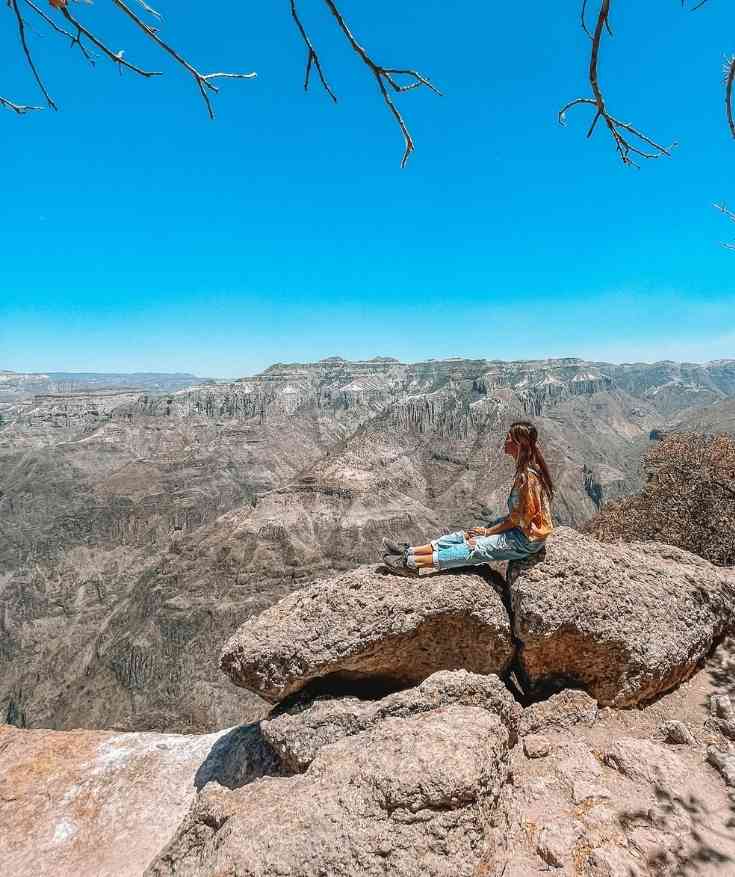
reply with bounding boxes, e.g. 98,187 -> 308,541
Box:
219,565 -> 514,702
146,707 -> 511,877
508,528 -> 735,706
261,669 -> 522,771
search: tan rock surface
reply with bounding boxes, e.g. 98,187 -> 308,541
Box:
519,689 -> 599,737
0,723 -> 230,877
491,648 -> 735,875
220,564 -> 513,702
262,669 -> 521,771
509,528 -> 734,706
147,705 -> 510,877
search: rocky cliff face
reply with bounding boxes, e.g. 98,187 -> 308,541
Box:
0,370 -> 207,402
1,356 -> 733,734
6,534 -> 735,877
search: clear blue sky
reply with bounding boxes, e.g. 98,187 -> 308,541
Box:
2,0 -> 734,377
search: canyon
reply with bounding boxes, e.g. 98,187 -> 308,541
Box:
1,356 -> 734,733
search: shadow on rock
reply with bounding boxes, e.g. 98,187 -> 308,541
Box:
707,636 -> 735,703
194,721 -> 284,791
618,783 -> 734,875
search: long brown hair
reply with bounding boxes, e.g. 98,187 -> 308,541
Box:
509,420 -> 554,498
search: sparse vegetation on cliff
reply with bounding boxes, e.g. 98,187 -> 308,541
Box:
585,433 -> 735,567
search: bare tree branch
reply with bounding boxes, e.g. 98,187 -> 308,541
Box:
290,0 -> 336,102
581,0 -> 593,39
0,94 -> 43,114
682,0 -> 735,140
0,0 -> 727,176
23,0 -> 95,66
132,0 -> 161,20
560,0 -> 674,167
714,202 -> 735,249
9,0 -> 57,109
321,0 -> 441,167
725,55 -> 735,139
56,3 -> 161,78
110,0 -> 256,119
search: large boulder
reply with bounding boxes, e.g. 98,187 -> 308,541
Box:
146,705 -> 510,877
262,669 -> 521,771
0,723 -> 231,877
509,528 -> 734,706
220,565 -> 513,702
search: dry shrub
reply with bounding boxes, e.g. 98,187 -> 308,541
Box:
584,433 -> 735,567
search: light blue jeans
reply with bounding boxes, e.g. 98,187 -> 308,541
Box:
430,528 -> 545,570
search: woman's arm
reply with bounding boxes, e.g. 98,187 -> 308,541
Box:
467,517 -> 516,538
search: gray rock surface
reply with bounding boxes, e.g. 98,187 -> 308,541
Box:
146,705 -> 510,877
519,689 -> 599,737
707,746 -> 735,787
509,528 -> 734,706
710,693 -> 733,718
604,737 -> 688,790
659,719 -> 696,745
261,669 -> 520,771
523,734 -> 551,759
220,565 -> 514,702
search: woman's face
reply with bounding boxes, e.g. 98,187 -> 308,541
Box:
504,431 -> 518,458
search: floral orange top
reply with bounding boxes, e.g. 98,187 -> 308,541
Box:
506,466 -> 554,542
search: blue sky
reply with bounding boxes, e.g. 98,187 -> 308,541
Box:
2,0 -> 734,378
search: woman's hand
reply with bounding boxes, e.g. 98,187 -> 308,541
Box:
464,527 -> 485,547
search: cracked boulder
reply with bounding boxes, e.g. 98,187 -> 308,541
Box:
220,565 -> 513,702
262,669 -> 521,771
146,705 -> 510,877
508,528 -> 734,706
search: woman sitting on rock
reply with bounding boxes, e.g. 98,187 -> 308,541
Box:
383,420 -> 554,576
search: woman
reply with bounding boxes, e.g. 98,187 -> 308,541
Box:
383,420 -> 553,576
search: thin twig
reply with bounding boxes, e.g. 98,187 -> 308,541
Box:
322,0 -> 441,167
290,0 -> 336,101
110,0 -> 256,118
23,0 -> 95,65
683,1 -> 734,138
132,0 -> 161,20
57,5 -> 161,77
0,94 -> 43,114
560,0 -> 674,166
714,479 -> 735,499
725,56 -> 735,139
581,0 -> 592,38
714,203 -> 735,250
9,0 -> 57,109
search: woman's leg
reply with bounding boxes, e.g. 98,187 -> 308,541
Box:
406,543 -> 434,569
470,530 -> 545,562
